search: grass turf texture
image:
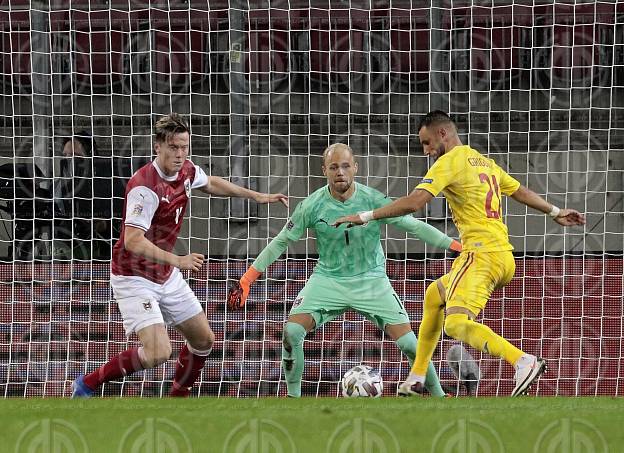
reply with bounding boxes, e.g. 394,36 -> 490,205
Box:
4,397 -> 622,452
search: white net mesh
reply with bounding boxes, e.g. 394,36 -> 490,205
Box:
0,0 -> 622,397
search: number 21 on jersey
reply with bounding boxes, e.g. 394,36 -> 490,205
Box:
479,173 -> 501,219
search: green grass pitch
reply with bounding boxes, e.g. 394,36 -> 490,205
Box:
4,397 -> 622,452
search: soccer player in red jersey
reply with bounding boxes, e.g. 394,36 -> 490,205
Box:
72,113 -> 287,397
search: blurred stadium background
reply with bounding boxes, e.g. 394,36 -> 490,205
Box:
0,0 -> 622,397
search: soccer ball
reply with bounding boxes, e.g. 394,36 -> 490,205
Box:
341,365 -> 383,398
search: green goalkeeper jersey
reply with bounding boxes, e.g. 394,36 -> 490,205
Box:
252,182 -> 453,278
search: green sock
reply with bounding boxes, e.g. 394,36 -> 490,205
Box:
281,322 -> 307,397
396,331 -> 446,397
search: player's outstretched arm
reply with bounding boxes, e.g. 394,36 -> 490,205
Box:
228,228 -> 292,310
229,200 -> 308,310
386,215 -> 461,251
200,176 -> 288,207
333,189 -> 433,227
124,226 -> 204,271
510,185 -> 586,227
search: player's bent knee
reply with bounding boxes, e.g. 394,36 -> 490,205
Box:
425,280 -> 445,308
153,344 -> 173,367
444,313 -> 470,340
282,321 -> 307,351
143,342 -> 172,368
189,329 -> 214,352
204,329 -> 216,349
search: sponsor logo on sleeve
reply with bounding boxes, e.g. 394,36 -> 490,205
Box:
184,178 -> 191,198
421,178 -> 433,184
131,204 -> 144,216
286,220 -> 294,231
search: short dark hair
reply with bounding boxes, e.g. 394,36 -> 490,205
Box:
417,110 -> 455,132
154,113 -> 190,143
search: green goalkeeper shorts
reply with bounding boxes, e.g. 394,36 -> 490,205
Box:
289,272 -> 410,330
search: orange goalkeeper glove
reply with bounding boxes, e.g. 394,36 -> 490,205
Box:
227,266 -> 261,310
450,239 -> 462,252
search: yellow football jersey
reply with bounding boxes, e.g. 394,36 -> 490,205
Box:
416,145 -> 520,252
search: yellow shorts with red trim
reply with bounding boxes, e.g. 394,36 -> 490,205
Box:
440,250 -> 516,316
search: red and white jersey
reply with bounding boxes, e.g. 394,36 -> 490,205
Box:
112,160 -> 208,284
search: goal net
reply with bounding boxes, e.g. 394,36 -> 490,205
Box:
0,0 -> 622,397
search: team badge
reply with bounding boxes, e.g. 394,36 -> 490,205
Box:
142,300 -> 152,311
184,178 -> 191,198
131,203 -> 143,216
292,296 -> 303,308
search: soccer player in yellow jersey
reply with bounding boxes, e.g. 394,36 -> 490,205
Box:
334,111 -> 585,396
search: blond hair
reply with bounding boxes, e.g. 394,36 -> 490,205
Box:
321,143 -> 354,166
154,113 -> 190,143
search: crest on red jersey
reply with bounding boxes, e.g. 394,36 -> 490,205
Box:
130,203 -> 143,216
184,178 -> 191,198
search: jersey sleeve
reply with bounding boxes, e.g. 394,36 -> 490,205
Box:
497,166 -> 521,196
386,215 -> 453,250
251,228 -> 290,272
283,200 -> 310,242
191,164 -> 209,189
415,157 -> 459,197
252,200 -> 309,272
124,186 -> 159,231
371,189 -> 451,248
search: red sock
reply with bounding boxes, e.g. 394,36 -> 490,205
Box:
169,345 -> 208,397
83,347 -> 145,390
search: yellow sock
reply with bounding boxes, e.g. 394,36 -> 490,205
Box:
412,280 -> 445,376
444,313 -> 524,366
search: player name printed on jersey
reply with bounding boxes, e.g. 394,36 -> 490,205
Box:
467,157 -> 492,168
112,160 -> 208,284
416,145 -> 519,252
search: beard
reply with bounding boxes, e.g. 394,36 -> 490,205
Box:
434,144 -> 446,160
332,179 -> 352,193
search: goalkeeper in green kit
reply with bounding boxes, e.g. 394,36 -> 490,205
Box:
228,144 -> 462,397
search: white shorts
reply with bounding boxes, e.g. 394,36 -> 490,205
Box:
111,268 -> 204,336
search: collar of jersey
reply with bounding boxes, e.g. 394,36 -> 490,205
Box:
325,182 -> 358,205
152,160 -> 178,182
447,144 -> 467,154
